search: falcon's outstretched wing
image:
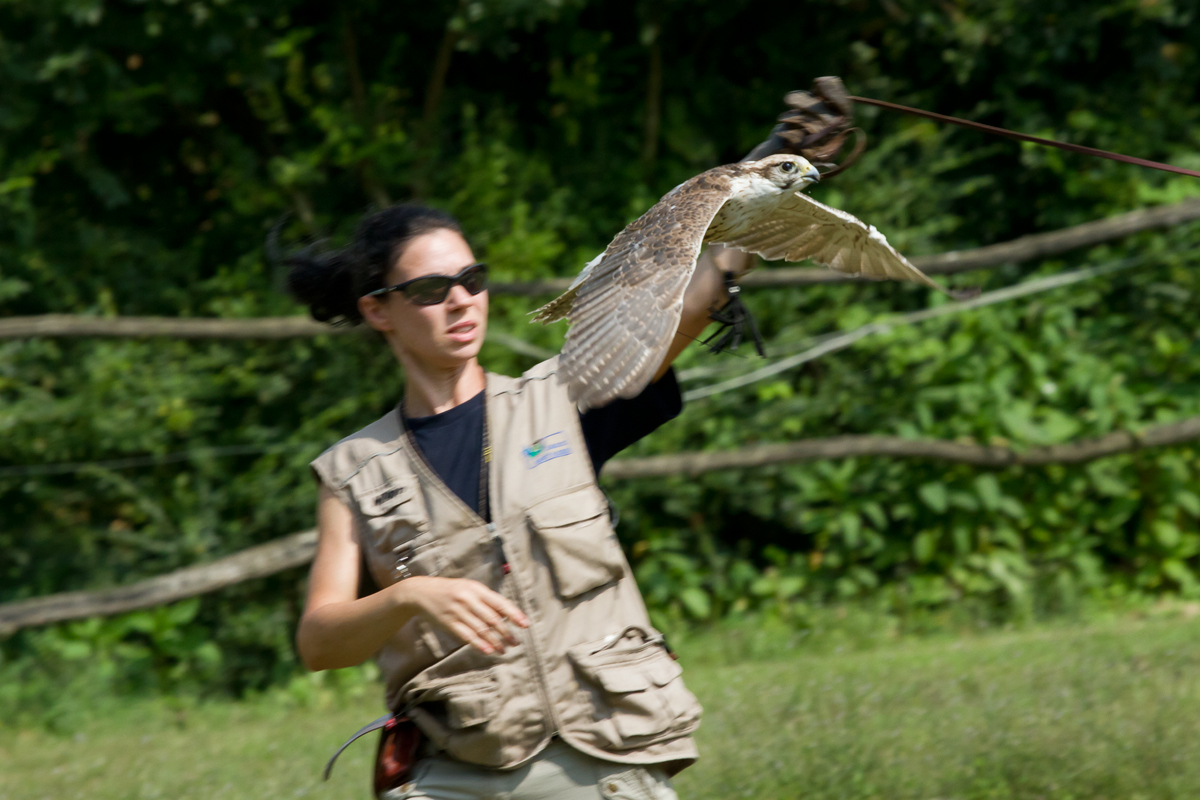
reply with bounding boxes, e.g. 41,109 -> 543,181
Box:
545,173 -> 735,411
715,192 -> 946,293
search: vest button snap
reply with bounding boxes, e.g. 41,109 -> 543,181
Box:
606,781 -> 620,793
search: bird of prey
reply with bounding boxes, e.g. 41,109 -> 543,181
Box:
533,154 -> 956,411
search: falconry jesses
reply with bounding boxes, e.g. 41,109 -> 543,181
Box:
533,153 -> 956,411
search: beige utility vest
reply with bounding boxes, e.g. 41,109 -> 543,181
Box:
311,357 -> 701,772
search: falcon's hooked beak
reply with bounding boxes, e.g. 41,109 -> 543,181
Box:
785,162 -> 822,191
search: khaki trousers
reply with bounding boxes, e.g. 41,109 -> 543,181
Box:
383,739 -> 680,800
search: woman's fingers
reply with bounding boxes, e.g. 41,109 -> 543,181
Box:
448,620 -> 497,655
485,593 -> 530,629
465,615 -> 506,651
414,577 -> 529,655
463,597 -> 520,646
462,592 -> 527,647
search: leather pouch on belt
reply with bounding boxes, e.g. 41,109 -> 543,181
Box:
374,716 -> 423,799
527,489 -> 626,599
323,713 -> 423,800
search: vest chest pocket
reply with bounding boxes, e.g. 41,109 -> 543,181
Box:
527,489 -> 626,599
353,477 -> 446,580
568,626 -> 702,749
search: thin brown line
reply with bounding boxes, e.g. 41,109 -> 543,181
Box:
850,95 -> 1200,179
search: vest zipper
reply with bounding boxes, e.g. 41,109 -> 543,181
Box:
403,385 -> 564,743
489,520 -> 563,739
489,522 -> 510,575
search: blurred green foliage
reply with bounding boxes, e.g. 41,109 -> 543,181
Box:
3,0 -> 1200,707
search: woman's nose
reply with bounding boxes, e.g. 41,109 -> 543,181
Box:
445,283 -> 478,308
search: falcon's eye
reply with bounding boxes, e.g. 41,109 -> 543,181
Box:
780,161 -> 797,173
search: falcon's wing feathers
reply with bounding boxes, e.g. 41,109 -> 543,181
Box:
716,192 -> 946,293
529,251 -> 604,325
555,173 -> 735,410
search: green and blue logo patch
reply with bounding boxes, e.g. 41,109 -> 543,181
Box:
523,432 -> 571,468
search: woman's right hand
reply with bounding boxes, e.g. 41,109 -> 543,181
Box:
299,486 -> 532,671
396,576 -> 530,655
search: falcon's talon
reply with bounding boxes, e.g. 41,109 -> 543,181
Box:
702,272 -> 766,358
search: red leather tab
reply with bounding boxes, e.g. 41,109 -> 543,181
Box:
373,716 -> 423,799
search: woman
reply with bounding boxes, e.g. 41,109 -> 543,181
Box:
290,203 -> 751,800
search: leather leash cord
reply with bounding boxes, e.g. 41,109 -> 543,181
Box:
849,95 -> 1200,180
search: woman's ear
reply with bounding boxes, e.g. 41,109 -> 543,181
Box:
358,294 -> 394,333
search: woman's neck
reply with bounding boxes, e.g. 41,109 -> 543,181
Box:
400,357 -> 486,418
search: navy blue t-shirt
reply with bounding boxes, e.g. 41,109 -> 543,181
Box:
404,369 -> 683,520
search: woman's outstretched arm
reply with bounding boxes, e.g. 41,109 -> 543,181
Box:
296,485 -> 529,670
652,244 -> 755,381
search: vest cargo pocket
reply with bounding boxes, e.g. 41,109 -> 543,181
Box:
441,682 -> 497,729
404,671 -> 507,767
406,672 -> 498,730
568,626 -> 702,749
527,489 -> 626,599
352,477 -> 445,579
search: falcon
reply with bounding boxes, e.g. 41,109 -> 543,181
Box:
533,154 -> 956,411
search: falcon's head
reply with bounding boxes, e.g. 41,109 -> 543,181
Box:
746,154 -> 822,193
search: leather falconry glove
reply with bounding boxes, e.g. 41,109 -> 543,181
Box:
742,76 -> 864,177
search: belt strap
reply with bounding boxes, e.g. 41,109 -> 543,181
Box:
323,713 -> 394,781
850,95 -> 1200,180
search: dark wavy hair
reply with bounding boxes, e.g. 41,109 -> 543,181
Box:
280,204 -> 464,324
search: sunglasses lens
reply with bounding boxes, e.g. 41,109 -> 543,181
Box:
461,264 -> 488,295
396,264 -> 487,305
403,277 -> 452,305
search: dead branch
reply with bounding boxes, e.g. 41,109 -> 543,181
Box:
0,315 -> 345,339
0,531 -> 317,636
602,415 -> 1200,479
2,198 -> 1196,342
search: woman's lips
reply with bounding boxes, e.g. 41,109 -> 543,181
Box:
446,321 -> 476,343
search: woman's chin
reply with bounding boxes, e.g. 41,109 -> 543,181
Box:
398,331 -> 487,372
439,336 -> 484,363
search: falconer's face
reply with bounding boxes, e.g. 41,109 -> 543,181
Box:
358,228 -> 489,370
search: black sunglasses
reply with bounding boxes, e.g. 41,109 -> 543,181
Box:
364,262 -> 488,306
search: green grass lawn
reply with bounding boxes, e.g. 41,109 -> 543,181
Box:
5,612 -> 1200,800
